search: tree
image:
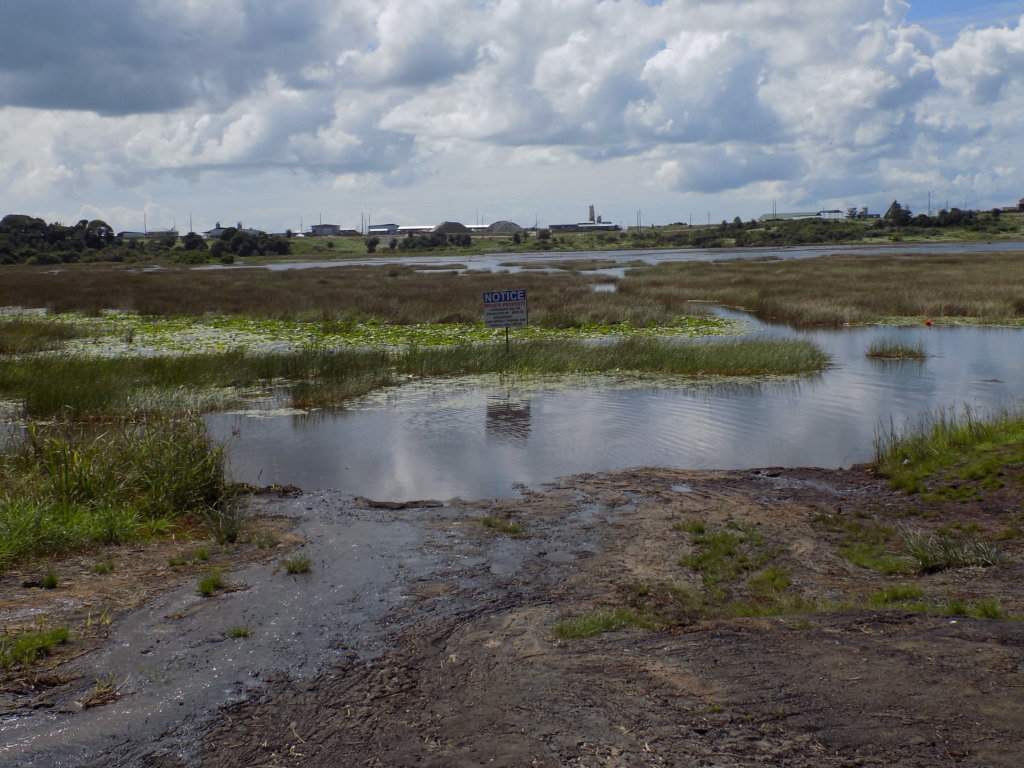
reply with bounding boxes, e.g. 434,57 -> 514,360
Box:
181,232 -> 208,251
365,236 -> 380,253
884,200 -> 912,227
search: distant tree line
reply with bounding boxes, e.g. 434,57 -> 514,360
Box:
624,204 -> 1013,249
0,214 -> 289,265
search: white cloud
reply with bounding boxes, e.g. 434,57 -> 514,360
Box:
2,0 -> 1024,230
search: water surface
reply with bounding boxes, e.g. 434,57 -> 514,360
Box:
206,315 -> 1024,499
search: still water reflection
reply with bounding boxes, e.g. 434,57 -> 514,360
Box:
205,315 -> 1024,500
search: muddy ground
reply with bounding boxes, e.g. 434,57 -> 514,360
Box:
3,465 -> 1024,767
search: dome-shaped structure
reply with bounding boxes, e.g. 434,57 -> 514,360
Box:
432,221 -> 471,234
486,220 -> 524,234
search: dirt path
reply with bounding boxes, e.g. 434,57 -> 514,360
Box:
3,466 -> 1024,767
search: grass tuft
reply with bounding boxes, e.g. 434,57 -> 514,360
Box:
196,569 -> 227,597
0,625 -> 71,668
553,608 -> 653,639
479,515 -> 527,538
903,530 -> 1002,573
866,339 -> 927,360
281,554 -> 312,574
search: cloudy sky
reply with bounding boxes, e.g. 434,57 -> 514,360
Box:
1,0 -> 1023,234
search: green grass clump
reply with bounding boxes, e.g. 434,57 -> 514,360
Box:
839,542 -> 913,574
196,570 -> 227,596
0,625 -> 71,668
815,513 -> 913,574
672,519 -> 706,535
868,584 -> 926,607
0,417 -> 227,570
281,555 -> 312,574
553,608 -> 653,639
874,406 -> 1024,493
903,530 -> 1002,573
866,339 -> 927,360
479,516 -> 527,538
226,624 -> 252,638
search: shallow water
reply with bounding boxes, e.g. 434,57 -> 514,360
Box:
198,240 -> 1024,273
205,313 -> 1024,500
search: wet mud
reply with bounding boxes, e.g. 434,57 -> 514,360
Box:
3,466 -> 1024,767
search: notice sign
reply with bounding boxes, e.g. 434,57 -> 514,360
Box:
483,289 -> 528,329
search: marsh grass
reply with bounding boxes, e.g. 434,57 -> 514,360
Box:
1,348 -> 397,419
866,339 -> 927,360
0,263 -> 709,327
874,406 -> 1024,493
0,417 -> 226,569
0,318 -> 86,355
624,250 -> 1024,326
1,337 -> 827,420
398,337 -> 829,378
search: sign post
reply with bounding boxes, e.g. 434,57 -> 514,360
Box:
482,289 -> 528,354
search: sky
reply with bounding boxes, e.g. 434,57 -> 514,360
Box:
1,0 -> 1023,234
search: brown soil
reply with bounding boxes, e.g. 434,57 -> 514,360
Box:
5,466 -> 1024,767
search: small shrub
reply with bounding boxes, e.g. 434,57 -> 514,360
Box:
41,570 -> 60,589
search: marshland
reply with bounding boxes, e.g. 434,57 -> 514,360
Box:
5,243 -> 1024,767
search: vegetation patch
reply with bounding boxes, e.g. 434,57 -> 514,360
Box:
553,608 -> 654,639
281,554 -> 312,574
0,418 -> 227,570
0,624 -> 71,668
196,569 -> 227,597
0,317 -> 86,355
874,406 -> 1024,494
903,530 -> 1003,573
866,339 -> 927,360
478,515 -> 527,538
